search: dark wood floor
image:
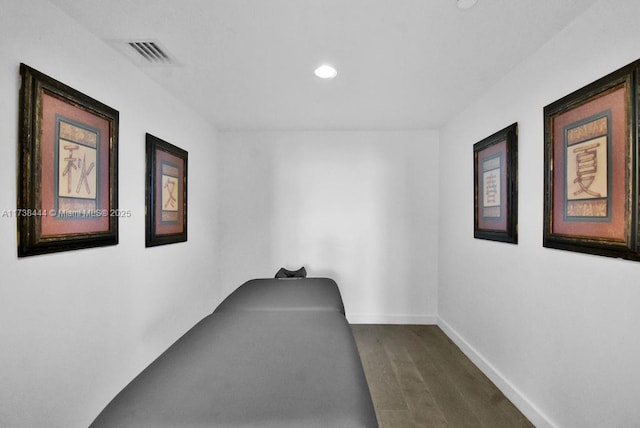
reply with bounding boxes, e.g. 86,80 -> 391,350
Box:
351,325 -> 533,428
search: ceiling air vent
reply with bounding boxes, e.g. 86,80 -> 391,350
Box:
108,39 -> 179,67
129,41 -> 171,64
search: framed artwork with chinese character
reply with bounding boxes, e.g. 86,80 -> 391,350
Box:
543,60 -> 640,260
474,123 -> 518,244
17,64 -> 119,257
145,133 -> 187,247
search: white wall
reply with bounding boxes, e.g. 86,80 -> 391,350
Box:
217,131 -> 439,324
0,1 -> 220,427
438,0 -> 640,426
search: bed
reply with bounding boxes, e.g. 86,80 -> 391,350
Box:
215,277 -> 345,314
90,277 -> 377,427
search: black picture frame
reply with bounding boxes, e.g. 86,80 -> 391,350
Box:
145,133 -> 188,247
473,123 -> 518,244
17,64 -> 119,257
543,60 -> 639,260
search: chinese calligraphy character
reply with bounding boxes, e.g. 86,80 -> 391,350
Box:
572,142 -> 600,197
62,145 -> 80,194
164,178 -> 177,209
76,153 -> 95,195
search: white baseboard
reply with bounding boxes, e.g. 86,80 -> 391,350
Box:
437,317 -> 555,428
347,313 -> 437,325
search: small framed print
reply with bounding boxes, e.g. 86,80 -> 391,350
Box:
473,123 -> 518,244
145,133 -> 187,247
543,60 -> 639,260
17,64 -> 119,257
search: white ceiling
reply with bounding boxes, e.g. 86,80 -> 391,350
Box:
48,0 -> 599,131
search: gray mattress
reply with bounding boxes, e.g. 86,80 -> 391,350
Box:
215,277 -> 345,314
91,279 -> 377,427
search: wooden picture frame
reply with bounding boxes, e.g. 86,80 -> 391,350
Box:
474,123 -> 518,244
145,133 -> 188,247
543,60 -> 639,260
17,64 -> 119,257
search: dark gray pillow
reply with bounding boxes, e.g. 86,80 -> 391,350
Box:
275,267 -> 307,279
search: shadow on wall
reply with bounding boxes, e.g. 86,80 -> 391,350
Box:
215,136 -> 276,297
268,133 -> 417,318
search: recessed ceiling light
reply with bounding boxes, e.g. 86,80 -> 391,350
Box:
314,65 -> 337,79
457,0 -> 477,9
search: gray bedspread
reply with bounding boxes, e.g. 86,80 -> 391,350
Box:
215,277 -> 345,314
90,278 -> 377,427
